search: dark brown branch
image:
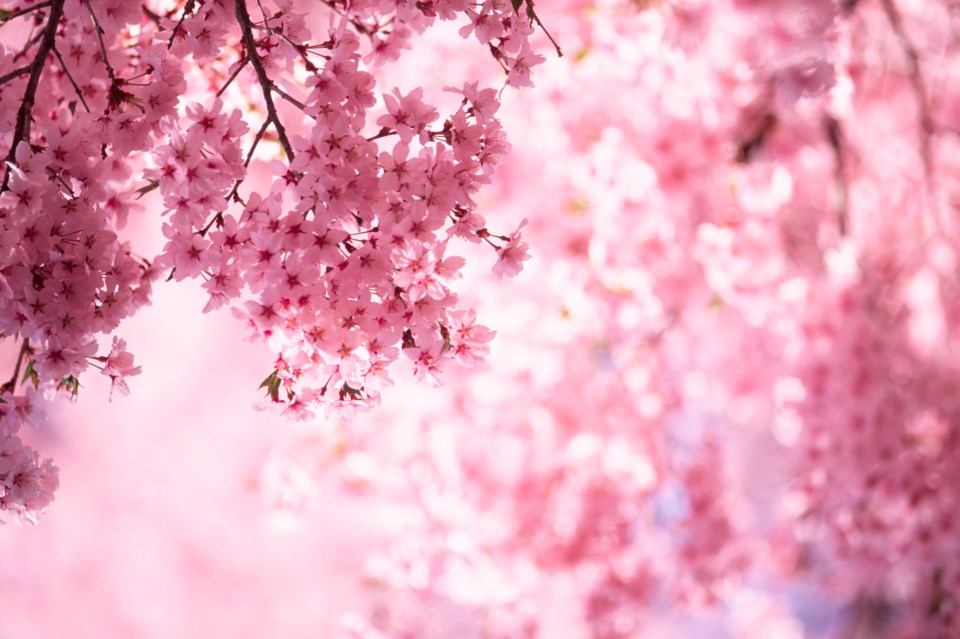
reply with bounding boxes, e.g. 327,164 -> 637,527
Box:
520,0 -> 562,58
0,0 -> 53,24
271,84 -> 305,111
82,0 -> 116,83
235,0 -> 295,161
825,115 -> 849,236
0,64 -> 30,88
2,0 -> 65,193
215,56 -> 249,98
243,117 -> 271,168
141,3 -> 162,25
47,165 -> 75,196
736,112 -> 776,164
167,0 -> 197,48
204,117 -> 272,230
197,211 -> 224,237
366,126 -> 396,142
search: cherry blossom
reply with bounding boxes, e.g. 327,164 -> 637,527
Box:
0,0 -> 543,523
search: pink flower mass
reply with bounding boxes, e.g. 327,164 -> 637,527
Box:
0,0 -> 958,637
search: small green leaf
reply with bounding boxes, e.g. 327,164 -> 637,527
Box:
21,360 -> 38,389
511,0 -> 524,12
135,179 -> 160,199
57,375 -> 80,399
259,370 -> 281,402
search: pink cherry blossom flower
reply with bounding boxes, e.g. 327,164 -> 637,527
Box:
102,337 -> 141,399
492,218 -> 531,278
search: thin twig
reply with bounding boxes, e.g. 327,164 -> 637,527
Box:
235,0 -> 295,161
252,22 -> 328,73
12,27 -> 44,63
82,0 -> 116,83
0,64 -> 30,88
825,115 -> 848,236
141,3 -> 162,25
215,56 -> 249,98
255,0 -> 272,27
243,117 -> 271,168
197,211 -> 224,237
1,0 -> 53,23
215,117 -> 272,212
200,117 -> 272,230
271,84 -> 306,111
318,0 -> 384,45
523,2 -> 562,58
47,166 -> 76,196
167,0 -> 197,48
366,126 -> 396,142
52,46 -> 91,112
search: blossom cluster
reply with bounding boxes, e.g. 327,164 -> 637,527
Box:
0,0 -> 539,522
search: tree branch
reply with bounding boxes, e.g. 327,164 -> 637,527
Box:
0,64 -> 30,88
168,0 -> 197,48
82,0 -> 116,83
141,3 -> 162,25
2,0 -> 65,193
216,56 -> 249,98
271,84 -> 305,111
235,0 -> 295,161
825,115 -> 849,236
